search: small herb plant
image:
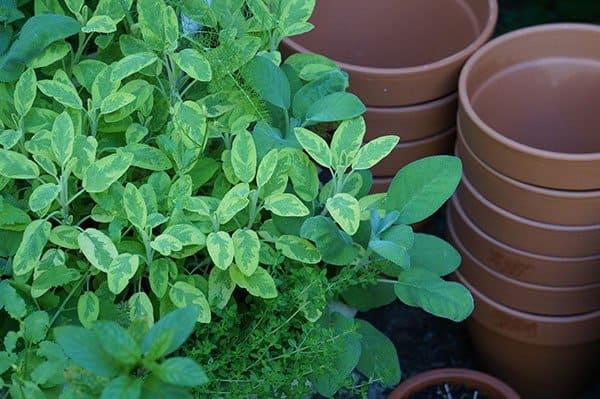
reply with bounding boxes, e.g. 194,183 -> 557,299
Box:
0,1 -> 473,398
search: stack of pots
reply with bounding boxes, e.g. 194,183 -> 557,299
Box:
281,0 -> 498,193
449,24 -> 600,399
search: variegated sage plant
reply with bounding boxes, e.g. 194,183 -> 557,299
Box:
0,1 -> 473,398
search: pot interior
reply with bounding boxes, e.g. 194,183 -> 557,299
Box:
471,57 -> 600,154
291,0 -> 486,68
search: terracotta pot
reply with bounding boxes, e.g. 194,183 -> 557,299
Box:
458,23 -> 600,190
449,214 -> 600,315
364,93 -> 457,142
456,130 -> 600,225
454,271 -> 600,399
388,368 -> 520,399
371,127 -> 456,177
282,0 -> 498,106
456,175 -> 600,257
447,196 -> 600,287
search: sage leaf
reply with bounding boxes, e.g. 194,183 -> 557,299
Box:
356,319 -> 401,387
264,193 -> 310,217
14,68 -> 37,116
100,91 -> 136,115
49,225 -> 80,249
206,232 -> 234,270
12,220 -> 51,276
410,233 -> 461,276
101,376 -> 142,399
304,92 -> 365,126
171,49 -> 212,81
242,55 -> 290,109
123,143 -> 172,171
83,151 -> 133,193
0,280 -> 27,319
77,292 -> 100,329
300,216 -> 358,266
78,228 -> 118,273
163,224 -> 206,247
107,253 -> 139,295
82,15 -> 117,34
294,127 -> 331,168
37,79 -> 83,109
142,306 -> 199,358
386,156 -> 462,224
169,282 -> 211,323
0,149 -> 39,179
111,52 -> 158,81
353,135 -> 400,170
331,117 -> 365,170
28,183 -> 60,213
208,267 -> 235,309
369,239 -> 410,269
231,130 -> 257,183
326,193 -> 360,235
230,265 -> 277,299
149,259 -> 171,298
256,149 -> 278,188
151,234 -> 183,256
395,268 -> 474,322
123,183 -> 147,231
275,235 -> 321,264
51,111 -> 75,165
232,229 -> 260,276
129,292 -> 154,328
155,357 -> 209,387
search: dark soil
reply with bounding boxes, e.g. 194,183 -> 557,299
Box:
408,384 -> 490,399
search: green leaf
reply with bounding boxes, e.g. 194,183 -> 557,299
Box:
264,193 -> 310,217
23,311 -> 49,343
326,193 -> 360,235
137,0 -> 164,50
0,280 -> 26,319
14,68 -> 37,116
242,55 -> 290,109
129,292 -> 154,328
149,259 -> 171,298
216,184 -> 249,224
83,150 -> 133,193
92,322 -> 140,366
28,183 -> 60,213
286,149 -> 319,201
101,376 -> 142,399
304,92 -> 365,126
256,149 -> 278,188
353,135 -> 400,170
169,282 -> 211,323
64,0 -> 83,14
111,52 -> 158,81
230,265 -> 277,299
13,220 -> 51,275
0,148 -> 39,179
0,129 -> 21,149
0,15 -> 80,82
356,319 -> 401,387
292,69 -> 347,118
386,156 -> 462,225
82,15 -> 117,33
37,79 -> 82,109
171,49 -> 212,81
206,231 -> 234,270
300,216 -> 358,266
101,91 -> 136,114
208,267 -> 235,309
32,264 -> 80,298
395,268 -> 474,322
410,233 -> 461,276
275,235 -> 321,264
151,234 -> 183,256
124,183 -> 147,231
163,224 -> 205,247
94,0 -> 133,23
27,41 -> 71,69
278,0 -> 316,36
231,130 -> 257,183
72,136 -> 97,179
232,229 -> 260,276
51,111 -> 75,165
49,225 -> 80,249
341,282 -> 396,312
369,240 -> 410,269
78,228 -> 118,273
293,127 -> 331,168
142,306 -> 199,357
77,292 -> 100,328
331,117 -> 365,169
155,357 -> 208,387
123,143 -> 173,171
54,326 -> 120,378
108,253 -> 139,295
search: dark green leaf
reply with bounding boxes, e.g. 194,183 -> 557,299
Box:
142,307 -> 199,358
356,319 -> 401,387
155,357 -> 208,387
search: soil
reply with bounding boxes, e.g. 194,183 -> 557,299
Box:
407,384 -> 490,399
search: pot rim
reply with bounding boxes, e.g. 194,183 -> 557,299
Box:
392,126 -> 456,148
366,92 -> 457,114
456,124 -> 600,199
388,368 -> 520,399
459,23 -> 600,161
283,1 -> 499,76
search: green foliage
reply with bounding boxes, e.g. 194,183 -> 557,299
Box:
0,0 -> 471,397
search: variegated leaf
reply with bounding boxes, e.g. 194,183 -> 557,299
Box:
326,193 -> 361,235
231,130 -> 257,183
169,282 -> 211,323
123,183 -> 147,231
78,228 -> 118,273
352,136 -> 399,170
107,253 -> 139,295
51,111 -> 75,166
232,229 -> 260,276
230,265 -> 277,299
208,267 -> 235,309
331,117 -> 365,169
264,193 -> 309,217
206,232 -> 234,270
293,127 -> 331,168
77,292 -> 100,329
12,220 -> 51,275
275,235 -> 321,264
83,151 -> 133,193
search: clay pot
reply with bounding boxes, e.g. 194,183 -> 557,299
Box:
447,196 -> 600,287
458,23 -> 600,190
282,0 -> 498,106
371,127 -> 456,177
448,212 -> 600,315
456,175 -> 600,257
388,368 -> 520,399
454,271 -> 600,399
456,130 -> 600,225
364,93 -> 457,142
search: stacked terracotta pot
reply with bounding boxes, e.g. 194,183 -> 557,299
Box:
448,24 -> 600,399
282,0 -> 498,193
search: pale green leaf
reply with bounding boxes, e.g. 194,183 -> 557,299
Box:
356,319 -> 401,387
123,183 -> 147,230
293,127 -> 331,168
129,292 -> 154,328
83,151 -> 133,193
123,143 -> 173,171
369,239 -> 410,269
326,193 -> 360,235
14,68 -> 37,116
82,15 -> 117,33
208,267 -> 235,309
78,228 -> 118,273
111,53 -> 158,81
171,49 -> 212,81
77,292 -> 100,328
230,265 -> 277,299
275,235 -> 321,264
28,183 -> 60,213
206,231 -> 234,270
169,282 -> 211,323
231,130 -> 257,183
304,92 -> 365,126
51,111 -> 75,165
12,220 -> 51,275
0,149 -> 39,179
49,225 -> 80,249
232,229 -> 260,276
353,136 -> 400,170
27,41 -> 72,69
264,193 -> 309,217
151,234 -> 183,256
101,91 -> 136,115
37,79 -> 82,109
149,259 -> 171,298
256,149 -> 278,188
163,224 -> 206,247
331,117 -> 365,169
